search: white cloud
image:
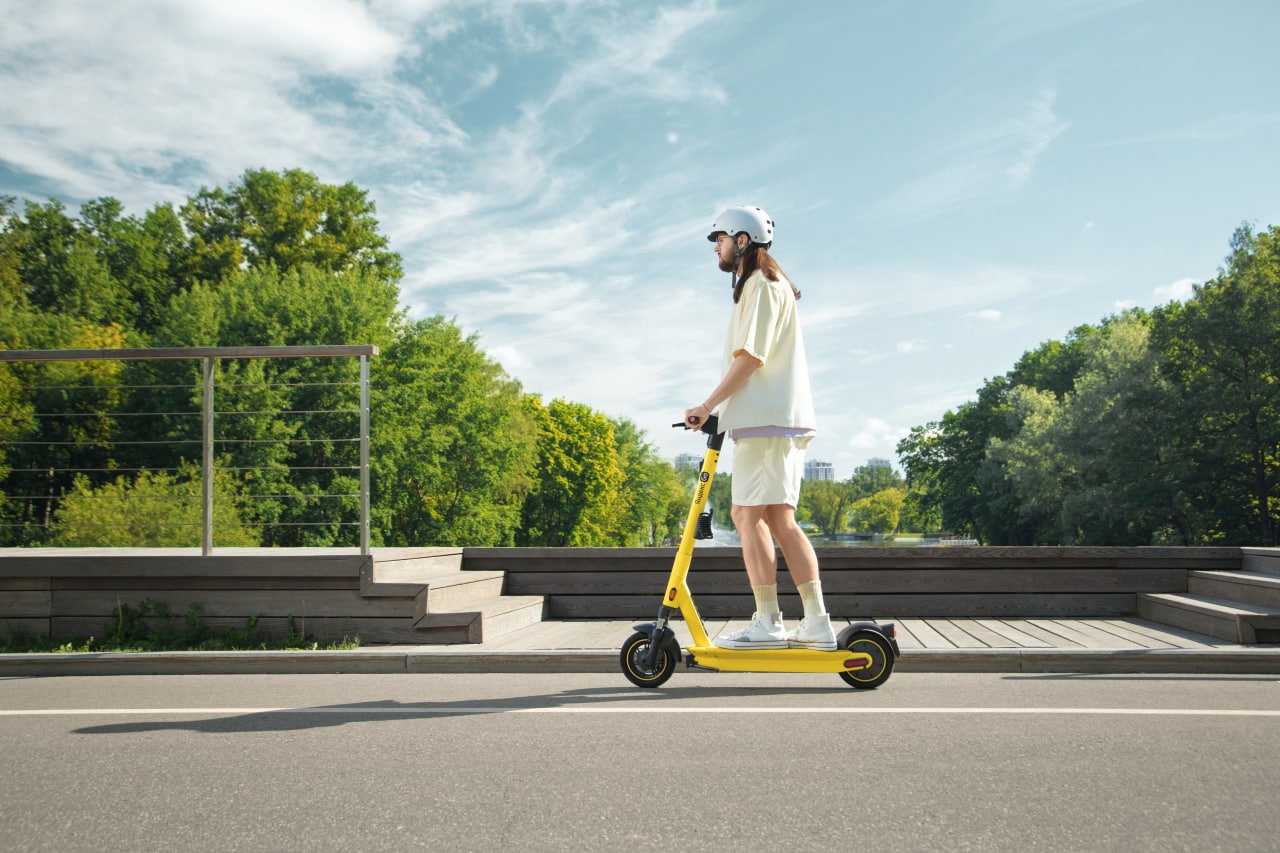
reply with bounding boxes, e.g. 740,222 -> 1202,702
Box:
874,88 -> 1069,223
1101,112 -> 1280,147
842,263 -> 1071,318
847,417 -> 909,452
1153,278 -> 1196,304
970,309 -> 1003,321
897,338 -> 929,354
957,0 -> 1143,48
1006,90 -> 1072,190
541,0 -> 725,111
405,197 -> 635,289
0,0 -> 458,207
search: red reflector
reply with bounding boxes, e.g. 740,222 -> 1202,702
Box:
844,659 -> 868,670
668,588 -> 677,601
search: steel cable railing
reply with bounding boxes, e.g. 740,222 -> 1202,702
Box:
0,346 -> 376,555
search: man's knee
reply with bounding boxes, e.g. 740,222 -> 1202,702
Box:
732,504 -> 766,529
763,504 -> 799,530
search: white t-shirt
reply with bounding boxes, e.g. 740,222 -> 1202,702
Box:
717,271 -> 817,439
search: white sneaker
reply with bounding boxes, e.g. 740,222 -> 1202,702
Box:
790,614 -> 837,650
715,612 -> 788,649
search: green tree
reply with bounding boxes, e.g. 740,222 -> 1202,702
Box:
849,487 -> 905,535
1154,224 -> 1280,544
848,462 -> 901,501
899,481 -> 941,535
371,317 -> 535,546
610,418 -> 687,546
139,264 -> 402,545
181,168 -> 403,286
13,199 -> 127,325
1058,314 -> 1189,544
517,397 -> 627,546
47,466 -> 257,547
799,479 -> 854,536
897,375 -> 1026,543
79,198 -> 192,334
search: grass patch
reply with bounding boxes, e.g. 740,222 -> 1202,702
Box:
2,598 -> 360,653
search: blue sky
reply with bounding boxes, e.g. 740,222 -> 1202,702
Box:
2,0 -> 1277,477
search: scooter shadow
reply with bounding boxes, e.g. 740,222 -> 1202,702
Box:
71,683 -> 865,736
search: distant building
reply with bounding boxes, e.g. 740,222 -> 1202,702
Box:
804,459 -> 835,482
866,457 -> 892,469
674,452 -> 702,471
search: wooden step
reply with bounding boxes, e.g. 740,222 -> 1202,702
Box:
1190,570 -> 1280,609
1241,548 -> 1280,577
359,548 -> 547,645
1137,592 -> 1280,644
360,548 -> 464,596
413,595 -> 546,644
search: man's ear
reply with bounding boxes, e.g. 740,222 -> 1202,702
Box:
736,233 -> 750,250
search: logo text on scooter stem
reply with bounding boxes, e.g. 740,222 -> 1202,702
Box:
699,472 -> 709,482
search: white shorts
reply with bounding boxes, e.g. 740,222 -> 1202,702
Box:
731,436 -> 807,507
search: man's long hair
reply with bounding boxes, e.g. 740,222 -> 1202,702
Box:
734,243 -> 801,303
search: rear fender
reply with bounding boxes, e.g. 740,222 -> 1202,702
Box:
838,621 -> 901,658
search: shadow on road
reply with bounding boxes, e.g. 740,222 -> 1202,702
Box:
71,683 -> 870,735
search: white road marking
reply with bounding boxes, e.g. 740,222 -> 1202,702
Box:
2,706 -> 1280,718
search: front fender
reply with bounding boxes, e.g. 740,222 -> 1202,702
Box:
632,622 -> 684,663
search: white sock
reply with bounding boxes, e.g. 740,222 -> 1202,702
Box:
797,580 -> 826,619
752,584 -> 780,616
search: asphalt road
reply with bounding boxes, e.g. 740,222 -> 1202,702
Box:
2,671 -> 1278,852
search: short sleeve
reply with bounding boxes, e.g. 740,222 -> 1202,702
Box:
728,277 -> 782,366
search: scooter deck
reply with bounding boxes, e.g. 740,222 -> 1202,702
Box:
686,645 -> 874,674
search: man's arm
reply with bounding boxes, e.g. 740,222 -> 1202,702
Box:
685,350 -> 761,426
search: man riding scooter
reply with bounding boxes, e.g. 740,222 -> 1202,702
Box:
684,206 -> 836,652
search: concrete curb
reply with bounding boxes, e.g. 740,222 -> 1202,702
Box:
3,647 -> 1280,677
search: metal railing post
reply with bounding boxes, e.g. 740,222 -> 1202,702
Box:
202,357 -> 214,556
359,354 -> 371,556
0,345 -> 378,553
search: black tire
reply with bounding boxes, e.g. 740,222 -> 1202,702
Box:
839,631 -> 894,689
620,630 -> 677,688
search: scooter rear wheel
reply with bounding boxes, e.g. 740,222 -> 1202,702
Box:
839,631 -> 894,689
621,630 -> 676,688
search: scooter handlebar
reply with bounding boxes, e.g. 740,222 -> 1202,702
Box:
673,414 -> 721,436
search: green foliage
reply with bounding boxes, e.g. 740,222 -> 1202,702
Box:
850,488 -> 906,535
0,171 -> 712,549
47,466 -> 258,547
371,317 -> 536,546
610,418 -> 689,546
180,168 -> 403,286
799,480 -> 854,536
517,397 -> 626,546
1,598 -> 359,652
900,223 -> 1280,546
848,463 -> 900,501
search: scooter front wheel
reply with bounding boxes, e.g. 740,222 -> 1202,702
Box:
839,631 -> 894,689
620,630 -> 677,688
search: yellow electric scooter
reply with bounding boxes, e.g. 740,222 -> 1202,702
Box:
620,416 -> 899,689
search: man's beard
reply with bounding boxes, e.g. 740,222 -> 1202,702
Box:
718,254 -> 737,273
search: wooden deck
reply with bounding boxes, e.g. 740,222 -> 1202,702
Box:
452,616 -> 1244,652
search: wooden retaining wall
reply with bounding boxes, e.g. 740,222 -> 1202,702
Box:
0,550 -> 406,644
0,546 -> 1248,644
462,546 -> 1243,619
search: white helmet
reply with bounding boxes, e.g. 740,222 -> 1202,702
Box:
707,206 -> 773,247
